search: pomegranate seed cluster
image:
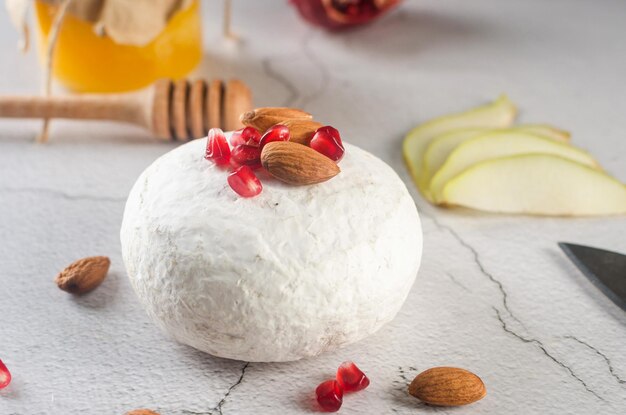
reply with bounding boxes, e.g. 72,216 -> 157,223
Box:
204,120 -> 345,198
315,361 -> 370,412
290,0 -> 401,30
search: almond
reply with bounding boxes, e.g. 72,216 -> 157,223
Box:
261,141 -> 340,185
279,119 -> 323,145
408,367 -> 486,406
55,256 -> 110,294
240,107 -> 312,132
246,107 -> 312,119
125,410 -> 160,415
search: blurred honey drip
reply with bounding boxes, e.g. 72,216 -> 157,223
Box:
34,0 -> 203,93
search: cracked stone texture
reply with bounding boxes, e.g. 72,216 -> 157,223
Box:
1,0 -> 626,413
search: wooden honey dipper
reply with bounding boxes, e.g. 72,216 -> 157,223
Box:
0,78 -> 253,141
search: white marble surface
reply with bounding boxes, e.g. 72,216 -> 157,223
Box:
1,0 -> 625,414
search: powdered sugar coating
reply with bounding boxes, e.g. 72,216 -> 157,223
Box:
121,137 -> 422,362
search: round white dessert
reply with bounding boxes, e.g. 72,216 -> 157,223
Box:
121,137 -> 422,362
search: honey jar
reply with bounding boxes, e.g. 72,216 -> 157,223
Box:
34,0 -> 203,93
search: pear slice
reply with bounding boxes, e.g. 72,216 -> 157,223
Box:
442,154 -> 626,216
402,95 -> 517,198
422,124 -> 571,191
429,131 -> 598,203
421,128 -> 489,192
515,124 -> 571,142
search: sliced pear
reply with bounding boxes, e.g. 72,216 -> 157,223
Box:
422,124 -> 571,190
515,124 -> 571,142
442,154 -> 626,216
421,128 -> 489,191
402,95 -> 517,197
430,131 -> 598,203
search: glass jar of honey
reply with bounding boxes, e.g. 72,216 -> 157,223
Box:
34,0 -> 203,93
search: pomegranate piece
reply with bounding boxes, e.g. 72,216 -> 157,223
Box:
336,361 -> 370,392
315,379 -> 343,412
229,129 -> 247,147
259,125 -> 290,149
241,126 -> 262,146
0,359 -> 11,389
228,166 -> 263,198
231,144 -> 262,169
231,126 -> 262,147
290,0 -> 401,30
205,128 -> 231,166
310,126 -> 345,162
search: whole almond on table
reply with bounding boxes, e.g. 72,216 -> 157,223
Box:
261,141 -> 340,185
240,107 -> 312,132
408,367 -> 486,406
55,256 -> 110,294
279,119 -> 324,145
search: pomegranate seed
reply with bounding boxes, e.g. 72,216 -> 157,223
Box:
0,359 -> 11,390
229,129 -> 246,147
259,125 -> 290,149
231,127 -> 262,147
310,126 -> 345,162
241,126 -> 262,146
315,379 -> 343,412
229,158 -> 242,169
228,166 -> 263,198
231,144 -> 262,169
336,361 -> 370,392
205,128 -> 231,166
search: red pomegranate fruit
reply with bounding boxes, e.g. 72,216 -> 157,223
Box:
290,0 -> 401,30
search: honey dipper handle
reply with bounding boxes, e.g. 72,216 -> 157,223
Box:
0,79 -> 252,141
0,92 -> 151,129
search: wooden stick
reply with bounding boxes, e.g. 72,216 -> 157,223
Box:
38,0 -> 71,143
223,0 -> 238,40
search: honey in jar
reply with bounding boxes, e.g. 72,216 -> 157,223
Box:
34,0 -> 203,93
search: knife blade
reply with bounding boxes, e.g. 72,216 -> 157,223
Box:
558,242 -> 626,311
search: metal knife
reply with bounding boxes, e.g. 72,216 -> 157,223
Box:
559,242 -> 626,311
